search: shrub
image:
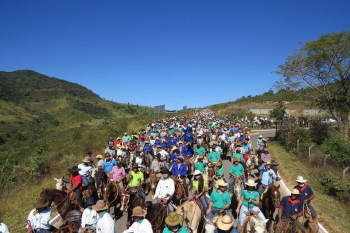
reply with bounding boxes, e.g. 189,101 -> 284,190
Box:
321,136 -> 350,167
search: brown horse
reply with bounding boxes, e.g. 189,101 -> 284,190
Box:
207,162 -> 216,179
40,189 -> 78,219
171,175 -> 186,206
184,157 -> 192,175
261,185 -> 280,229
149,173 -> 160,200
101,181 -> 122,218
120,188 -> 144,228
145,201 -> 167,233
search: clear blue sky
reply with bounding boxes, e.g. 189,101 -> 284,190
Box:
1,1 -> 349,110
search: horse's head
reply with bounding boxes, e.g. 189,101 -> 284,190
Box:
101,182 -> 111,202
149,174 -> 157,190
249,216 -> 268,233
54,177 -> 63,190
269,185 -> 281,208
120,190 -> 130,212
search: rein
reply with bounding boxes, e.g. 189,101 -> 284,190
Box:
149,204 -> 166,230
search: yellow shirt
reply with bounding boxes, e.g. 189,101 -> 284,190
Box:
129,171 -> 144,187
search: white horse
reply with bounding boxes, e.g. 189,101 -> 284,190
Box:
174,201 -> 202,233
54,177 -> 63,190
245,215 -> 268,233
205,213 -> 221,233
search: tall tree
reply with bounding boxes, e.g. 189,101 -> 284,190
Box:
274,31 -> 350,136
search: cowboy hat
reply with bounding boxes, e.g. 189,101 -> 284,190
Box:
259,135 -> 263,138
178,141 -> 183,144
145,141 -> 150,144
133,135 -> 139,139
265,161 -> 271,165
291,188 -> 300,195
177,156 -> 184,161
117,145 -> 122,148
121,146 -> 126,149
70,166 -> 81,173
170,146 -> 179,153
33,197 -> 49,209
245,179 -> 257,187
216,161 -> 222,167
165,212 -> 183,226
132,206 -> 147,217
160,168 -> 170,174
82,157 -> 90,163
92,200 -> 108,211
96,154 -> 103,159
296,176 -> 307,183
132,163 -> 140,169
117,137 -> 121,140
216,215 -> 234,231
193,170 -> 202,176
232,157 -> 240,162
156,137 -> 159,139
197,134 -> 202,137
216,179 -> 228,187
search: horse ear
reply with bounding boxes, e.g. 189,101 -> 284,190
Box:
54,177 -> 59,181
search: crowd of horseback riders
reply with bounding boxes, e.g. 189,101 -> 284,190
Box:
26,113 -> 319,233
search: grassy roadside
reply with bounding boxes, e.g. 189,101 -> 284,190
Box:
269,141 -> 349,233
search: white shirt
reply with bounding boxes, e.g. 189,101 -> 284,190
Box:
96,212 -> 115,233
154,177 -> 175,200
81,207 -> 99,227
0,222 -> 9,233
136,157 -> 143,164
78,163 -> 92,176
117,148 -> 123,156
26,207 -> 52,230
158,149 -> 169,160
123,218 -> 153,233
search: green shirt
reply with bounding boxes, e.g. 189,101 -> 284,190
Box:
192,179 -> 207,191
229,164 -> 245,177
241,190 -> 260,208
217,167 -> 224,176
196,147 -> 206,156
208,151 -> 220,162
209,189 -> 231,208
163,226 -> 189,233
129,171 -> 144,187
195,162 -> 206,172
232,153 -> 243,160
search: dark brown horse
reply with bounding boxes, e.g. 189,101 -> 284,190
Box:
220,140 -> 229,160
261,185 -> 280,229
120,188 -> 144,228
101,181 -> 122,218
40,189 -> 78,219
171,175 -> 185,206
148,173 -> 160,200
145,201 -> 167,233
184,157 -> 192,175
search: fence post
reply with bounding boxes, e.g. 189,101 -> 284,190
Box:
323,154 -> 330,168
308,145 -> 314,163
297,139 -> 300,151
343,166 -> 350,179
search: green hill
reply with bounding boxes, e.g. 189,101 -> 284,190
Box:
0,70 -> 153,196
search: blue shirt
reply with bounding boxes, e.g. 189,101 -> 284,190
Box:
143,145 -> 153,155
172,163 -> 187,176
280,196 -> 303,218
183,146 -> 194,157
102,159 -> 117,173
294,185 -> 314,203
170,152 -> 180,162
163,226 -> 189,233
260,168 -> 276,185
154,140 -> 162,147
168,138 -> 177,146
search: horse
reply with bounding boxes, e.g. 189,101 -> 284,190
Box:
120,188 -> 144,228
94,168 -> 109,194
40,189 -> 78,219
148,173 -> 160,200
231,177 -> 244,219
207,162 -> 216,180
301,204 -> 319,233
171,175 -> 186,206
174,201 -> 204,233
220,140 -> 228,160
144,201 -> 167,233
101,181 -> 122,218
242,214 -> 268,233
261,185 -> 280,229
54,177 -> 69,191
184,156 -> 193,175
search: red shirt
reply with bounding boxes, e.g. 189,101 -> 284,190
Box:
70,174 -> 83,190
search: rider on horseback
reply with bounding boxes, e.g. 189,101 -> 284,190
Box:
236,180 -> 266,232
189,170 -> 208,211
78,157 -> 92,186
206,179 -> 232,220
257,161 -> 279,196
153,168 -> 175,212
228,158 -> 246,193
126,163 -> 146,202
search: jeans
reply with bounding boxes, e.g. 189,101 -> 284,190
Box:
206,207 -> 231,219
306,202 -> 317,219
82,175 -> 89,186
228,176 -> 246,192
75,189 -> 83,207
193,191 -> 208,211
238,205 -> 266,226
274,217 -> 306,233
152,198 -> 175,212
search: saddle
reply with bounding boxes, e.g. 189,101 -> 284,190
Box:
65,210 -> 82,228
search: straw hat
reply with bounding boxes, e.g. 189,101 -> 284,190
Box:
245,179 -> 257,187
178,156 -> 184,162
132,163 -> 140,169
33,197 -> 49,209
291,189 -> 300,195
82,157 -> 90,163
132,206 -> 147,217
165,212 -> 183,226
96,154 -> 103,159
178,141 -> 183,144
193,170 -> 202,176
92,200 -> 108,211
296,176 -> 307,183
170,146 -> 179,153
216,179 -> 228,187
216,215 -> 234,231
232,157 -> 240,162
